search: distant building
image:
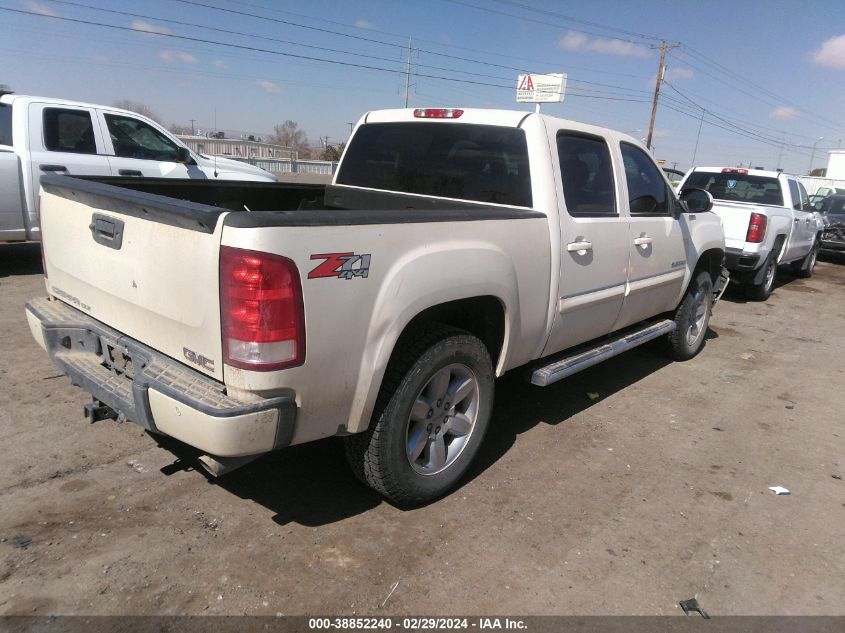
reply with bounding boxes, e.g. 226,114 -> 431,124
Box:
176,135 -> 298,161
827,150 -> 845,180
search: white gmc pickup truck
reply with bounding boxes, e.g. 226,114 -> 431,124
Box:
679,167 -> 824,300
0,92 -> 275,243
27,108 -> 728,505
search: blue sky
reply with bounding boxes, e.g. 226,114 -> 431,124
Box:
2,0 -> 844,173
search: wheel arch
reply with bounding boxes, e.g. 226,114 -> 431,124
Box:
693,247 -> 726,286
346,294 -> 508,434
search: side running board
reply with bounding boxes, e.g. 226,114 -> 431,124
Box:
530,319 -> 676,387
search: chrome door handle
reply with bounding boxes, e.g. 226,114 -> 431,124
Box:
566,240 -> 593,252
633,236 -> 653,247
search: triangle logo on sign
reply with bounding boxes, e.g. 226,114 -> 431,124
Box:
518,75 -> 534,91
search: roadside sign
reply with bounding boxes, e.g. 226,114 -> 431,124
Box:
516,73 -> 566,103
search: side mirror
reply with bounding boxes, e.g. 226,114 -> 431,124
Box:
175,147 -> 192,164
679,187 -> 713,213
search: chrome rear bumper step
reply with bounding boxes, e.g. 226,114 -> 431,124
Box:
530,319 -> 676,387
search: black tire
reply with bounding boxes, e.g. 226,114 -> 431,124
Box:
667,270 -> 713,361
791,239 -> 820,278
344,324 -> 494,506
745,251 -> 778,301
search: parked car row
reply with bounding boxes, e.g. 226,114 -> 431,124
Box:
0,92 -> 276,243
678,167 -> 824,300
817,194 -> 845,255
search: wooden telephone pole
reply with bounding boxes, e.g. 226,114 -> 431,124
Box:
646,42 -> 680,151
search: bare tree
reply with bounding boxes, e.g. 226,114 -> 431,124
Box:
112,100 -> 161,122
320,142 -> 345,162
168,124 -> 193,135
267,120 -> 310,157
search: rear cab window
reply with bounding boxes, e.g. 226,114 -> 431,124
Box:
684,171 -> 784,206
0,103 -> 12,146
43,108 -> 97,154
797,181 -> 810,210
336,122 -> 532,207
788,179 -> 801,210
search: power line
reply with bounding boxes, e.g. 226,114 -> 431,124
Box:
663,81 -> 828,153
44,0 -> 551,85
46,0 -> 659,99
488,0 -> 663,41
223,0 -> 646,79
670,47 -> 845,136
0,6 -> 654,105
442,0 -> 654,45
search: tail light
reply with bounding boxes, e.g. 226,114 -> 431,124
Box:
746,212 -> 767,243
413,108 -> 464,119
722,168 -> 749,174
220,246 -> 305,371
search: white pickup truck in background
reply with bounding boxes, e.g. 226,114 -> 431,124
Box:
679,167 -> 824,300
27,107 -> 728,505
0,92 -> 276,243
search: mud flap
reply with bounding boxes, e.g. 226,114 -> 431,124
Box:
713,267 -> 730,303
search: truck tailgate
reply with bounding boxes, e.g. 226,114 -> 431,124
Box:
39,177 -> 224,380
710,200 -> 754,250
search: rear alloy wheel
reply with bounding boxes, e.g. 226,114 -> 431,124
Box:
344,324 -> 494,506
745,254 -> 778,301
406,363 -> 480,475
792,239 -> 820,278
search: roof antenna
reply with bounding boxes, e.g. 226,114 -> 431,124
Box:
213,107 -> 218,178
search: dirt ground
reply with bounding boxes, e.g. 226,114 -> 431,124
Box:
0,242 -> 843,617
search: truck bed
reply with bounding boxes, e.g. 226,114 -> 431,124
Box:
57,175 -> 540,231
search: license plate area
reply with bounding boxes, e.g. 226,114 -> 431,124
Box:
99,335 -> 136,380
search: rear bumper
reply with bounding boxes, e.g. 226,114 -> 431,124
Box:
724,247 -> 761,272
25,297 -> 296,457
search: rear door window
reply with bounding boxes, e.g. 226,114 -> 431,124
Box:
43,108 -> 97,154
336,122 -> 532,207
620,142 -> 670,216
557,132 -> 616,217
0,103 -> 12,146
104,114 -> 181,161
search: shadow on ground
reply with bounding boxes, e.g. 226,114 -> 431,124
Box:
0,243 -> 43,278
720,264 -> 809,304
156,339 -> 686,526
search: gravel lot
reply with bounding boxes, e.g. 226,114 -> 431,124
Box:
1,242 -> 843,616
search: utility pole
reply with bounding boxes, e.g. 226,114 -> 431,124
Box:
808,137 -> 823,174
690,109 -> 704,166
646,42 -> 679,151
403,37 -> 412,108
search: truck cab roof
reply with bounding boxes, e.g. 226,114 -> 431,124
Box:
690,166 -> 793,179
360,107 -> 645,146
0,93 -> 153,120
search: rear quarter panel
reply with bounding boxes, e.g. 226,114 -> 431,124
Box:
221,215 -> 551,442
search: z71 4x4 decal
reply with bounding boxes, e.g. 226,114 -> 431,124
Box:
308,252 -> 372,280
